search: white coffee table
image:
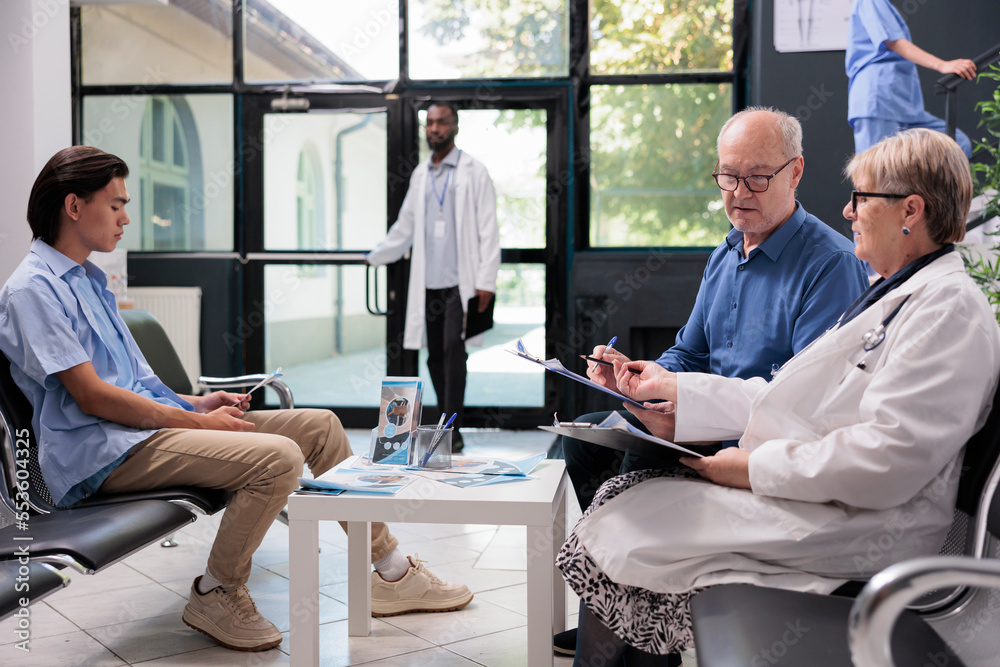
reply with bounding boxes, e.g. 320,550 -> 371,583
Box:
287,457 -> 569,666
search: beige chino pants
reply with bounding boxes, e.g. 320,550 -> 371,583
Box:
99,409 -> 398,586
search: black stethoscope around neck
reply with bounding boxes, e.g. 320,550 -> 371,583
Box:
771,293 -> 913,378
861,294 -> 911,351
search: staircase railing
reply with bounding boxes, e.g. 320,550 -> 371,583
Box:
935,42 -> 1000,142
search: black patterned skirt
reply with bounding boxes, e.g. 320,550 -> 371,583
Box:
557,468 -> 703,656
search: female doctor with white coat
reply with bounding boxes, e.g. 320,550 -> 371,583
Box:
558,128 -> 1000,666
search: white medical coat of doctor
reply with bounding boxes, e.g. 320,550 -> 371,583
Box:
574,252 -> 1000,596
367,152 -> 500,350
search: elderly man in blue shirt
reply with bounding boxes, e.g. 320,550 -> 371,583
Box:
846,0 -> 976,157
0,146 -> 472,654
553,107 -> 868,659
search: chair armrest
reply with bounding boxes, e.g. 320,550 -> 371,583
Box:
849,556 -> 1000,666
198,375 -> 294,409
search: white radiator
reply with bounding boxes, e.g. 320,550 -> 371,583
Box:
128,287 -> 202,390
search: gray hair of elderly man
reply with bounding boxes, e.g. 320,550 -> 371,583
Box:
716,106 -> 804,161
845,127 -> 972,245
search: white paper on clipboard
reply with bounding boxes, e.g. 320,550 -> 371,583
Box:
506,339 -> 651,410
540,411 -> 704,461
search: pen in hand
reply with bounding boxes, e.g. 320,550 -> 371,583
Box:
231,367 -> 283,406
580,354 -> 642,374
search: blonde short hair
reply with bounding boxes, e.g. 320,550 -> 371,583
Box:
845,129 -> 972,244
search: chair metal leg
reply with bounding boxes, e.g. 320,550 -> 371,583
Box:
160,533 -> 179,548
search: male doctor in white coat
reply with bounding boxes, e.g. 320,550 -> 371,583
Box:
366,102 -> 501,451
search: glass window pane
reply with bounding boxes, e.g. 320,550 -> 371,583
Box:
408,0 -> 568,79
244,0 -> 399,83
590,0 -> 733,76
589,83 -> 732,247
82,94 -> 235,252
264,264 -> 388,407
263,112 -> 387,251
417,108 -> 546,249
419,262 -> 545,408
151,99 -> 166,163
81,2 -> 233,85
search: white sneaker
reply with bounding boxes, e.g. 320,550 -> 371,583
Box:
371,555 -> 473,617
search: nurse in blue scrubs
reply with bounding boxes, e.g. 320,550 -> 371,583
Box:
847,0 -> 976,157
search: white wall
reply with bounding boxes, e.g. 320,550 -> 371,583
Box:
0,0 -> 72,285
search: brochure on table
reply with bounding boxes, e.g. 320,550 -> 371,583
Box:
373,377 -> 423,464
297,469 -> 412,495
403,452 -> 546,487
506,339 -> 651,410
327,453 -> 547,489
404,452 -> 545,476
410,470 -> 528,488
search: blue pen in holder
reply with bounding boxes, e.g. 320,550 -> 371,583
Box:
412,425 -> 453,469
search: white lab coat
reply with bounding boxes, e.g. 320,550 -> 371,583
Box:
575,252 -> 1000,596
367,152 -> 500,350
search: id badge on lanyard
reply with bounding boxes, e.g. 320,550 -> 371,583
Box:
431,150 -> 460,239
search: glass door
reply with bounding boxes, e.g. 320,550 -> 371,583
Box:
242,93 -> 567,428
241,94 -> 395,424
414,106 -> 550,415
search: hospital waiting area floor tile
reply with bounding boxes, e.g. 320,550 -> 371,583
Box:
0,429 -> 697,666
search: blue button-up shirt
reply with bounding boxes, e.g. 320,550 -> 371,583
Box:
846,0 -> 924,124
655,203 -> 867,380
0,240 -> 191,506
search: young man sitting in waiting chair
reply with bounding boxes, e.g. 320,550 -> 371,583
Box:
0,146 -> 473,652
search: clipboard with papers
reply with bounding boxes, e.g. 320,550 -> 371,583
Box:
539,412 -> 704,464
506,339 -> 651,410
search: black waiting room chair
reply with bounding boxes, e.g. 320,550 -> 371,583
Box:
0,559 -> 69,622
119,309 -> 294,410
690,379 -> 1000,667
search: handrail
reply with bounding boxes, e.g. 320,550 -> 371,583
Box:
366,263 -> 390,316
935,42 -> 1000,94
848,556 -> 1000,667
934,42 -> 1000,141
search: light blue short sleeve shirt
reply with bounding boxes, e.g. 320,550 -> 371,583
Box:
0,240 -> 192,506
846,0 -> 925,124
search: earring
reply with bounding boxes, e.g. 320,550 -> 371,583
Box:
902,227 -> 910,235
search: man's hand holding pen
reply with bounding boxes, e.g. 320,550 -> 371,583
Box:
614,359 -> 678,403
585,344 -> 629,386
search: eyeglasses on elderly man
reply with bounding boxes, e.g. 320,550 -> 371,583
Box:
711,156 -> 799,193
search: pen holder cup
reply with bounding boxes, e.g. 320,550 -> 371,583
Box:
366,427 -> 379,462
410,426 -> 453,469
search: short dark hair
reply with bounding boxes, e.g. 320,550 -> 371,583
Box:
27,146 -> 130,245
427,101 -> 459,125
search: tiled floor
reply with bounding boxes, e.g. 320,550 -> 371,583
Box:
0,429 -> 696,666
